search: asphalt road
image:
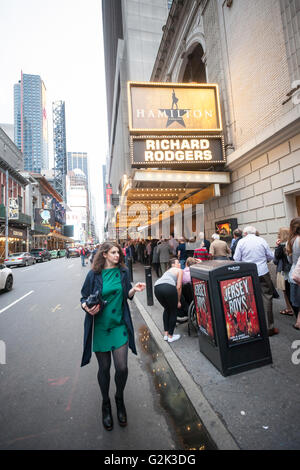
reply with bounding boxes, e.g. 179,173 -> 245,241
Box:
0,257 -> 182,450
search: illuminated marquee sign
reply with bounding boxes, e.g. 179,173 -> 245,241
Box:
130,135 -> 225,168
128,82 -> 225,168
128,82 -> 222,133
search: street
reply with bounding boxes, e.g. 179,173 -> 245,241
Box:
0,258 -> 214,450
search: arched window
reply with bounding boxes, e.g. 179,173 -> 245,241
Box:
182,44 -> 206,83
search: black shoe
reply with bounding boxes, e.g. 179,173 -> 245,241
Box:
102,400 -> 113,431
115,395 -> 127,427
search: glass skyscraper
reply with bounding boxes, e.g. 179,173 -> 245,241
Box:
14,72 -> 49,173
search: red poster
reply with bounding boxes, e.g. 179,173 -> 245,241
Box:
192,279 -> 215,343
219,276 -> 261,344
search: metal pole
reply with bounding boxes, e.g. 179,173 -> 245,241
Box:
145,265 -> 154,306
128,256 -> 133,282
5,170 -> 9,259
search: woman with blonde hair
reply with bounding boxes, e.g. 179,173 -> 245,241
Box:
286,218 -> 300,330
274,227 -> 293,315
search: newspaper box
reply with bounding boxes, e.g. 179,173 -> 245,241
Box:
190,261 -> 272,376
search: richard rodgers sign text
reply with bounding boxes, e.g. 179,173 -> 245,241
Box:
130,136 -> 225,167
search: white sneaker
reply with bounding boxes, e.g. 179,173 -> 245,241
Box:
168,334 -> 181,343
163,335 -> 168,341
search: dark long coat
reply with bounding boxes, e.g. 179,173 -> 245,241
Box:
80,266 -> 136,367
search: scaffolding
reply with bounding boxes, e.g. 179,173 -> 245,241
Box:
52,101 -> 67,202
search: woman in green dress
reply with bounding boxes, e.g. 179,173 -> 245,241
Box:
81,242 -> 145,431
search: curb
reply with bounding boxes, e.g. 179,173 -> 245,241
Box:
133,296 -> 240,451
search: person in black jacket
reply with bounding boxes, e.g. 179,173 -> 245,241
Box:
80,242 -> 145,431
274,227 -> 294,316
230,229 -> 243,260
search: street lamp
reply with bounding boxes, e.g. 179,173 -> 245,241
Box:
5,170 -> 8,259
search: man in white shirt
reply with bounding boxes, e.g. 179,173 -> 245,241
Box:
233,226 -> 279,336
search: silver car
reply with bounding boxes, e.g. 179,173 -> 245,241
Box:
4,252 -> 36,268
0,264 -> 13,291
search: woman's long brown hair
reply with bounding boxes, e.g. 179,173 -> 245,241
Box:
92,242 -> 125,273
286,218 -> 300,255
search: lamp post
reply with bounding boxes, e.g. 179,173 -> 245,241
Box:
5,170 -> 8,259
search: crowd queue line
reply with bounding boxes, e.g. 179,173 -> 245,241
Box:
79,218 -> 300,432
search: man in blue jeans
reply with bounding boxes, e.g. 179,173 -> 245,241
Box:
80,246 -> 86,266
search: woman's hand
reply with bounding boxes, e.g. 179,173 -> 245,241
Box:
134,282 -> 146,292
82,302 -> 100,316
177,301 -> 181,309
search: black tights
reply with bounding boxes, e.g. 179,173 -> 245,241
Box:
95,342 -> 128,403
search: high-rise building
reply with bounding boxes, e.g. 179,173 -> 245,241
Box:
66,169 -> 89,243
14,72 -> 49,173
52,101 -> 67,201
67,152 -> 88,185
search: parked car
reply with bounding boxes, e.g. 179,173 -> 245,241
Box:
50,250 -> 58,259
58,249 -> 66,257
30,249 -> 51,262
4,252 -> 36,268
68,248 -> 80,258
0,264 -> 13,292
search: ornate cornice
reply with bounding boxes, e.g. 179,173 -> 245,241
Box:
151,0 -> 186,82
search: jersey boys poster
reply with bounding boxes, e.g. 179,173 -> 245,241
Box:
192,279 -> 215,343
219,276 -> 261,345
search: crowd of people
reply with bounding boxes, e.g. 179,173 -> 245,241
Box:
120,219 -> 300,339
79,217 -> 300,432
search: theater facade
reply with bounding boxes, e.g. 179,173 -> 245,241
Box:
102,0 -> 300,246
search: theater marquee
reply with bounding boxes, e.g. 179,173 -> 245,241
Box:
128,81 -> 222,133
130,135 -> 225,168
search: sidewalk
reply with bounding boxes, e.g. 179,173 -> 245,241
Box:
131,262 -> 300,450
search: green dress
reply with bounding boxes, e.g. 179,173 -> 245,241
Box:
93,267 -> 128,352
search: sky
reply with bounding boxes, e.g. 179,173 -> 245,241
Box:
0,0 -> 108,237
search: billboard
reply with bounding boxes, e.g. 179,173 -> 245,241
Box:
219,276 -> 261,345
192,278 -> 215,344
128,82 -> 222,133
35,208 -> 55,229
8,198 -> 19,219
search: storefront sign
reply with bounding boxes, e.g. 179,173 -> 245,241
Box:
128,82 -> 222,133
130,135 -> 225,167
8,227 -> 26,238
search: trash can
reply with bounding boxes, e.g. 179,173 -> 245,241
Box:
190,261 -> 272,377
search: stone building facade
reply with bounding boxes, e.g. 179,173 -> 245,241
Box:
151,0 -> 300,247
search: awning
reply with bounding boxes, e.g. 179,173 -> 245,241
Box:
48,232 -> 74,242
33,232 -> 74,243
133,169 -> 230,188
